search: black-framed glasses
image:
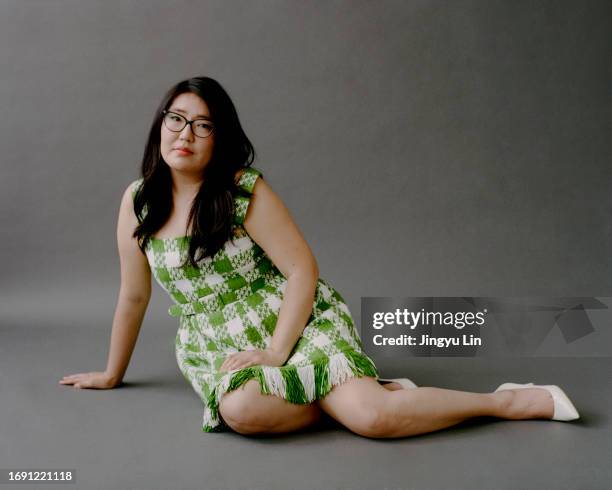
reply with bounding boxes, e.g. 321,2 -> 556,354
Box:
162,110 -> 214,138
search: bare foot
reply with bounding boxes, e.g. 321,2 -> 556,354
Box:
496,388 -> 554,419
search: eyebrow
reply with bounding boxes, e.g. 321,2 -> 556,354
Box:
169,107 -> 212,120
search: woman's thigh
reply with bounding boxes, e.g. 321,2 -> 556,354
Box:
315,375 -> 391,437
219,379 -> 323,435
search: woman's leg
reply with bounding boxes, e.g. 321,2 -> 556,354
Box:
219,379 -> 323,435
217,377 -> 403,435
316,376 -> 554,439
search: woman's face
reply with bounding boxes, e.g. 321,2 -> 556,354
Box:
160,92 -> 215,176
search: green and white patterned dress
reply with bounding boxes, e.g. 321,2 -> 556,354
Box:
131,167 -> 379,432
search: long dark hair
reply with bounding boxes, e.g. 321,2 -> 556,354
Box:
132,76 -> 256,267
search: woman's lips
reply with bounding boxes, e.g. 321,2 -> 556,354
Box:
175,148 -> 193,155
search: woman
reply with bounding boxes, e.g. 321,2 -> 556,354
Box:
60,76 -> 579,437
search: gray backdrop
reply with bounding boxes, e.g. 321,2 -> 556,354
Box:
2,0 -> 610,353
2,2 -> 611,490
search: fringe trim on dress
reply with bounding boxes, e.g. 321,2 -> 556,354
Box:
201,350 -> 378,432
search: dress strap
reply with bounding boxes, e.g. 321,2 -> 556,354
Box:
233,167 -> 263,225
130,177 -> 147,220
130,178 -> 144,200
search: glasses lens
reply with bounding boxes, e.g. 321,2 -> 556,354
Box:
164,112 -> 186,132
193,120 -> 214,138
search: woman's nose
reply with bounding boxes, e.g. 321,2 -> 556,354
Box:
179,123 -> 195,140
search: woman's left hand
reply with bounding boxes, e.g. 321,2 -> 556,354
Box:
220,348 -> 287,372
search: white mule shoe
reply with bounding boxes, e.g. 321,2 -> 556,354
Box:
377,378 -> 418,389
495,382 -> 534,391
494,382 -> 580,421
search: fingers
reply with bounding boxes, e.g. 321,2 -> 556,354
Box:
220,353 -> 240,372
220,351 -> 261,372
221,354 -> 243,372
59,373 -> 89,388
223,362 -> 250,372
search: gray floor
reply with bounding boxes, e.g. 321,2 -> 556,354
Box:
2,310 -> 610,490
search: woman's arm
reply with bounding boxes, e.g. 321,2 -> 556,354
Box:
105,183 -> 152,383
59,183 -> 151,389
220,176 -> 319,372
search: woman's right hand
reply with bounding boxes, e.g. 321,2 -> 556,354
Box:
58,371 -> 119,389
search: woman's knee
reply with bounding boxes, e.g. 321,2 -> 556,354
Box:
219,381 -> 272,433
218,380 -> 322,435
344,405 -> 392,438
317,377 -> 398,438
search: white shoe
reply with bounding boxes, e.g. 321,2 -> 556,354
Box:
495,382 -> 534,391
378,377 -> 417,389
494,382 -> 580,421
